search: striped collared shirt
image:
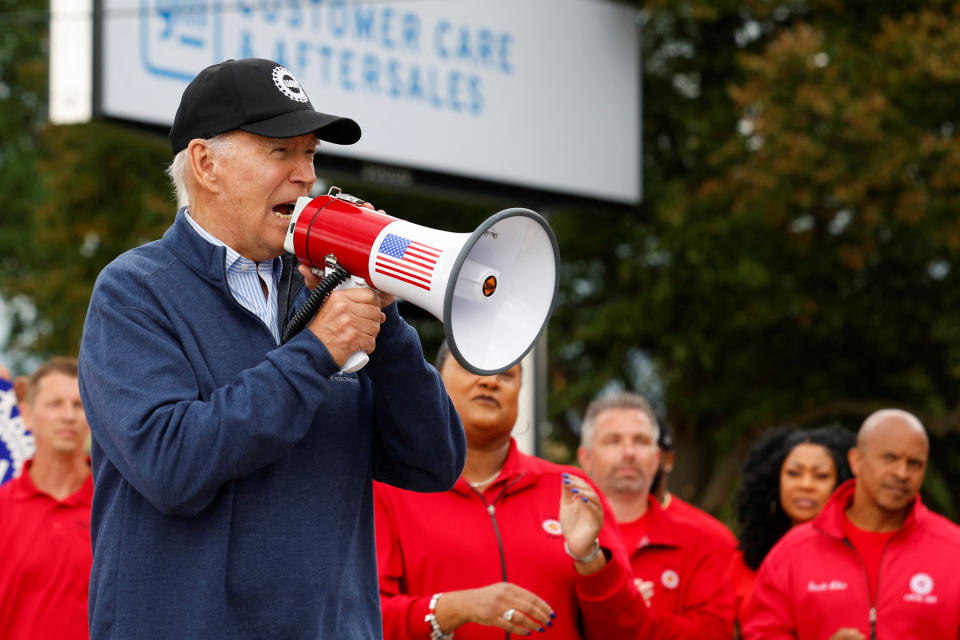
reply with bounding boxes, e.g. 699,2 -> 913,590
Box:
184,210 -> 282,344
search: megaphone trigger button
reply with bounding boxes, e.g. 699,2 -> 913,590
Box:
332,191 -> 366,207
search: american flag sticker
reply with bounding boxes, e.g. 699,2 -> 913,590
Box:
374,233 -> 443,291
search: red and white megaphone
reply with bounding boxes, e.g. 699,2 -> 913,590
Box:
283,187 -> 560,375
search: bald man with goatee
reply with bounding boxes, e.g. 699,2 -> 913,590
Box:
743,409 -> 960,640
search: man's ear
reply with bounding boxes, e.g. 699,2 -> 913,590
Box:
576,446 -> 591,471
13,376 -> 28,405
187,139 -> 222,194
17,391 -> 32,430
848,447 -> 862,478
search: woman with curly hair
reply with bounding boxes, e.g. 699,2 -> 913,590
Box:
728,425 -> 855,630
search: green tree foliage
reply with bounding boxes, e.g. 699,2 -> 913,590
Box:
0,0 -> 49,366
547,0 -> 960,520
6,122 -> 173,358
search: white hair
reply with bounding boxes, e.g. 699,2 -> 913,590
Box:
580,391 -> 660,450
165,133 -> 240,209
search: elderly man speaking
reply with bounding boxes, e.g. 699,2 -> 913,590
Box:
79,58 -> 465,640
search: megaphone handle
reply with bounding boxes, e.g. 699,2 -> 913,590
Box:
280,264 -> 351,345
339,351 -> 370,373
330,273 -> 372,374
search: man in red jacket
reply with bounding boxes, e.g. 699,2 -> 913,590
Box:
577,392 -> 735,640
0,357 -> 92,640
743,409 -> 960,640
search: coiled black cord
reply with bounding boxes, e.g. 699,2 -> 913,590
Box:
281,264 -> 351,344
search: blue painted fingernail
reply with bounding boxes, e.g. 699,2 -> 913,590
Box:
570,487 -> 579,494
550,612 -> 556,618
539,628 -> 545,633
582,497 -> 589,502
547,620 -> 553,627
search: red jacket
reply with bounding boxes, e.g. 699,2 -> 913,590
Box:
725,549 -> 757,627
374,439 -> 652,640
0,460 -> 93,640
627,497 -> 735,639
662,494 -> 737,560
742,479 -> 960,640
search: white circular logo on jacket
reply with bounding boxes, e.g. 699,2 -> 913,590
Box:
661,569 -> 680,590
541,519 -> 562,536
910,573 -> 934,595
272,66 -> 309,103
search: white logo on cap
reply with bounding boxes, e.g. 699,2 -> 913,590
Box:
910,573 -> 933,596
272,66 -> 309,103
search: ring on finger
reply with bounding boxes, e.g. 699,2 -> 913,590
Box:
502,608 -> 516,622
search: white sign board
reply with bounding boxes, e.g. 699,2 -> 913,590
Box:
63,0 -> 640,204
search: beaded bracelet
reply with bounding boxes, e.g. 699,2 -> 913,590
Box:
425,592 -> 454,640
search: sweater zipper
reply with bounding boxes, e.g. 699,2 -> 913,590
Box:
869,534 -> 898,640
844,533 -> 897,640
478,496 -> 509,582
473,474 -> 526,640
843,541 -> 876,640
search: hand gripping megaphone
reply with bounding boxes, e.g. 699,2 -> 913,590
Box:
283,187 -> 560,375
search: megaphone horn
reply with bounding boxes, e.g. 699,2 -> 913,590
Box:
283,187 -> 560,375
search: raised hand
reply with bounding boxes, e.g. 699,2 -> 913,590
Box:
559,472 -> 607,575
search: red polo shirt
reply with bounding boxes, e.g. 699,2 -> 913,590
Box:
0,459 -> 93,640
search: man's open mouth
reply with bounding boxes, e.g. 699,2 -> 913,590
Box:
272,202 -> 296,218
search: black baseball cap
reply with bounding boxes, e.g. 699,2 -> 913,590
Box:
169,58 -> 361,154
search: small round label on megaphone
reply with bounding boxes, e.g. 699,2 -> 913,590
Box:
482,275 -> 497,298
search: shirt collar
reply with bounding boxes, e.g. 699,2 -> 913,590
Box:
13,458 -> 94,506
639,495 -> 681,548
815,478 -> 925,539
184,209 -> 281,277
452,439 -> 539,498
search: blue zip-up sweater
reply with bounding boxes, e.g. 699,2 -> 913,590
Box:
78,211 -> 465,640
